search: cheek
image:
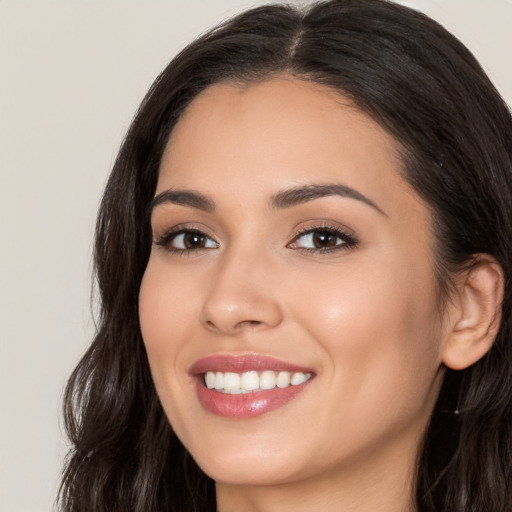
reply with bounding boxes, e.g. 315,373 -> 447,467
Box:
294,255 -> 437,338
138,261 -> 202,438
139,260 -> 197,351
138,261 -> 197,395
290,253 -> 443,407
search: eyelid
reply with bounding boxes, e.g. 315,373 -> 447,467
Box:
152,220 -> 357,255
154,224 -> 219,253
287,221 -> 358,253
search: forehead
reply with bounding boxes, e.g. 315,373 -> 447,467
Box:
158,77 -> 422,222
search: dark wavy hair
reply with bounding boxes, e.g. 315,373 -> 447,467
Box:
59,1 -> 512,511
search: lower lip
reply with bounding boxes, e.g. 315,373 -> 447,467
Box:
194,378 -> 312,418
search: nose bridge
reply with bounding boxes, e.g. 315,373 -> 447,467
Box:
200,242 -> 283,334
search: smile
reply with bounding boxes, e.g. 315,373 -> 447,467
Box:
204,370 -> 312,393
191,355 -> 315,418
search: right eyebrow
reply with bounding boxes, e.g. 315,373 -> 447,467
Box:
150,189 -> 216,213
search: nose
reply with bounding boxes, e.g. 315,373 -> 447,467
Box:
200,248 -> 283,335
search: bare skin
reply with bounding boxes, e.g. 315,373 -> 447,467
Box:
139,77 -> 502,512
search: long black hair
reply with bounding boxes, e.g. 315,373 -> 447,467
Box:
59,1 -> 512,510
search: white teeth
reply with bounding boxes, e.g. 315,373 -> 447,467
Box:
214,371 -> 224,390
276,371 -> 291,388
204,370 -> 312,393
260,370 -> 277,390
240,371 -> 260,391
205,372 -> 216,389
223,372 -> 240,392
290,372 -> 309,386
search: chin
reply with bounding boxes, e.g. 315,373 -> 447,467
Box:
184,433 -> 309,486
197,456 -> 300,487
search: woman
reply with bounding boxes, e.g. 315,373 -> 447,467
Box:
59,0 -> 512,511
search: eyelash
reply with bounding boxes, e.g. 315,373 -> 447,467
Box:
154,223 -> 358,255
289,223 -> 358,254
155,226 -> 218,255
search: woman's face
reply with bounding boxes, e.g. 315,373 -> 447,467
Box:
139,78 -> 449,487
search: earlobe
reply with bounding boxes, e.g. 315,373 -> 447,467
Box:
442,256 -> 504,371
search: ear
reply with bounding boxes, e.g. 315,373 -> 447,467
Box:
442,256 -> 504,370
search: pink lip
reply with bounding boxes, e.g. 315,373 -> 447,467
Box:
190,355 -> 315,419
190,354 -> 313,374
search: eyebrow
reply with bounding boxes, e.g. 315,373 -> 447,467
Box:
150,183 -> 385,216
270,184 -> 386,215
150,189 -> 215,213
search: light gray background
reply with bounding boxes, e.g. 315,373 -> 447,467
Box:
1,1 -> 511,511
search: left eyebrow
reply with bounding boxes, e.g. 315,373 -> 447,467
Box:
270,184 -> 386,216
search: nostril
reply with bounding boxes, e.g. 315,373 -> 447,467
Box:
204,318 -> 264,334
200,290 -> 283,333
237,320 -> 263,329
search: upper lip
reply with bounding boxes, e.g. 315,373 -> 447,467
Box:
190,354 -> 315,375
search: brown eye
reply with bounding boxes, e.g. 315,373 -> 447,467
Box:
311,231 -> 339,248
156,229 -> 218,252
182,232 -> 207,249
293,229 -> 345,249
288,227 -> 358,253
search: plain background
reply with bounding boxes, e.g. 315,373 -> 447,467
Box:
1,1 -> 511,510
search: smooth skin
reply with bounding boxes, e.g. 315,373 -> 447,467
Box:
139,77 -> 503,512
